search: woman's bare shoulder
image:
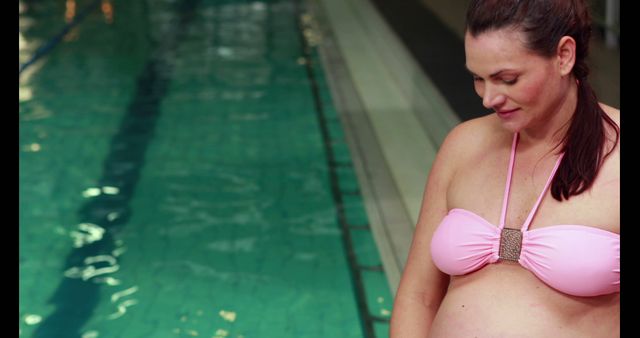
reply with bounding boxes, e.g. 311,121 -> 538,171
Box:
599,102 -> 620,152
440,114 -> 504,158
430,115 -> 505,199
600,102 -> 620,125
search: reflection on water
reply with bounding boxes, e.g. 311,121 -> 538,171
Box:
20,0 -> 391,336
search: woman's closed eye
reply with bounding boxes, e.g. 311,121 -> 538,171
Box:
472,76 -> 517,85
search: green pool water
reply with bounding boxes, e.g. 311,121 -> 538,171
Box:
19,0 -> 392,337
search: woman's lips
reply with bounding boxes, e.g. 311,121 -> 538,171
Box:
496,108 -> 519,118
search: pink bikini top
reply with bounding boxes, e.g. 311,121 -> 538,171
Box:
430,133 -> 620,297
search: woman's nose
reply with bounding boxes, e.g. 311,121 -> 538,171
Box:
482,85 -> 506,109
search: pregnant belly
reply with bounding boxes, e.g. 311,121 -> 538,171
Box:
427,263 -> 619,338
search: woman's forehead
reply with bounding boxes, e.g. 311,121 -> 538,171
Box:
465,33 -> 520,53
464,29 -> 534,72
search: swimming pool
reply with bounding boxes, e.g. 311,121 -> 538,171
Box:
19,0 -> 392,337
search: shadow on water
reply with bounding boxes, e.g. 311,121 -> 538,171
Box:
32,0 -> 200,336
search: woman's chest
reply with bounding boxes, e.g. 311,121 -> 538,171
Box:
446,156 -> 619,232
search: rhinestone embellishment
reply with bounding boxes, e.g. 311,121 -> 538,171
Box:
499,228 -> 522,262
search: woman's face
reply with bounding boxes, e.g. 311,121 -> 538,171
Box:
464,28 -> 570,133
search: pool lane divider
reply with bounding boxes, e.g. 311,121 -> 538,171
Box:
32,1 -> 201,337
19,0 -> 102,76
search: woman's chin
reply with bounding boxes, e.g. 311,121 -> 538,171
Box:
499,121 -> 522,134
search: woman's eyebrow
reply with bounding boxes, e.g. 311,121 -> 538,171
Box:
465,67 -> 515,78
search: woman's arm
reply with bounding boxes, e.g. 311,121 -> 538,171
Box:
389,124 -> 468,337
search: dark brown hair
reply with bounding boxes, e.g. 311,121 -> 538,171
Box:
466,0 -> 619,201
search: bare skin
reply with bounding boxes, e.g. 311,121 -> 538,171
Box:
428,109 -> 619,338
390,27 -> 619,338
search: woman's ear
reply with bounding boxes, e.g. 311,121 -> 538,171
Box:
557,36 -> 576,76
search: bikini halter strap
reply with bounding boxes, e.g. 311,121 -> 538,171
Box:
498,133 -> 565,231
